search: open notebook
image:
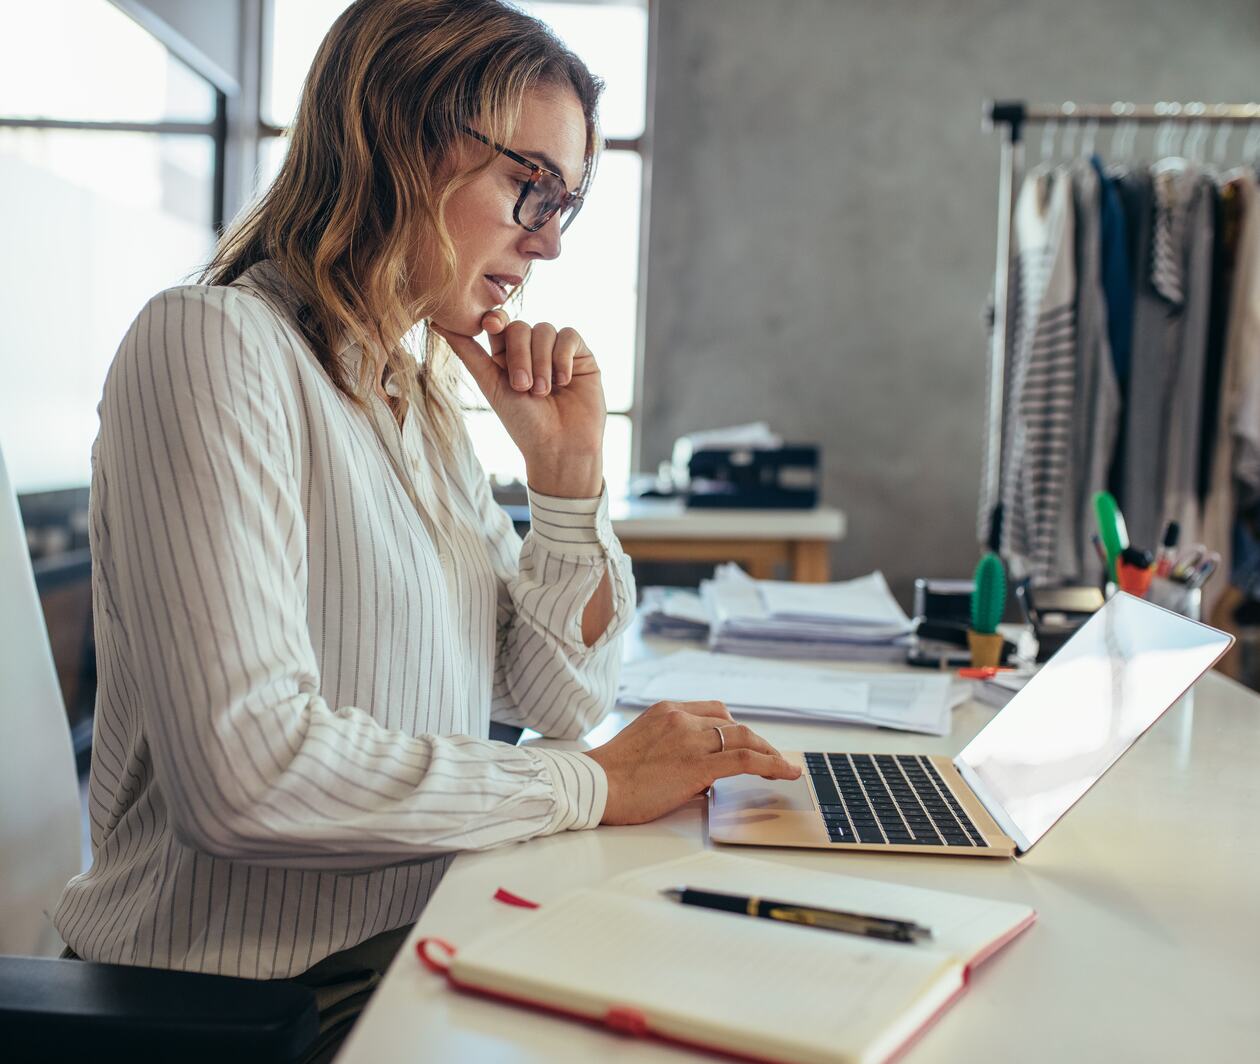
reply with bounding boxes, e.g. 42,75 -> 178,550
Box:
419,851 -> 1035,1064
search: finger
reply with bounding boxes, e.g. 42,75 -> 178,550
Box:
672,700 -> 735,722
709,749 -> 801,782
553,327 -> 581,386
503,321 -> 533,392
481,309 -> 511,359
707,722 -> 786,760
430,325 -> 501,397
530,322 -> 557,395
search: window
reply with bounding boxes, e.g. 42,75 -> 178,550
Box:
0,0 -> 223,494
262,0 -> 650,496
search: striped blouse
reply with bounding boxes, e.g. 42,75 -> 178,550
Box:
53,261 -> 634,979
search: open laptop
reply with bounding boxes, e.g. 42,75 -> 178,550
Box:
709,592 -> 1233,857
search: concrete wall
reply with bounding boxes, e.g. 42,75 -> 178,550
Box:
641,0 -> 1260,602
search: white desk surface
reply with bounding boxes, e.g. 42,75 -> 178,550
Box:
339,638 -> 1260,1064
607,498 -> 846,541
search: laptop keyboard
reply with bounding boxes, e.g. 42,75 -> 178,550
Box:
804,753 -> 985,847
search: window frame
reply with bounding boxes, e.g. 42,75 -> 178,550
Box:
0,1 -> 236,233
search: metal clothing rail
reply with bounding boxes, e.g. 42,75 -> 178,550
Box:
978,99 -> 1260,554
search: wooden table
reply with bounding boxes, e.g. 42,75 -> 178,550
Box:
606,498 -> 846,582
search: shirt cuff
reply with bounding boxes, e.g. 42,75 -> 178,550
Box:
526,484 -> 612,558
527,748 -> 608,833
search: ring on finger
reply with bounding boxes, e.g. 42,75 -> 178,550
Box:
713,723 -> 735,754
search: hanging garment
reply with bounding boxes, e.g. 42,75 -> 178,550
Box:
1107,167 -> 1155,504
1057,160 -> 1121,584
1122,162 -> 1215,551
1093,156 -> 1133,393
1201,172 -> 1256,617
1197,177 -> 1247,509
1000,166 -> 1076,583
1226,170 -> 1260,517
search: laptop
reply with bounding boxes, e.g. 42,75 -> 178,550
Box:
709,593 -> 1233,857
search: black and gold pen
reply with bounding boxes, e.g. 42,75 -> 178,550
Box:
660,887 -> 933,944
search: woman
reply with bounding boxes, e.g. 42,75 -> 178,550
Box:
54,0 -> 798,1052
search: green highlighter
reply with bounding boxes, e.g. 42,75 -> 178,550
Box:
1092,491 -> 1129,583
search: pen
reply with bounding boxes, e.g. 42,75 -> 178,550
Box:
660,887 -> 933,944
1184,554 -> 1220,590
1093,492 -> 1129,583
1170,545 -> 1208,582
1090,532 -> 1108,569
1155,521 -> 1180,578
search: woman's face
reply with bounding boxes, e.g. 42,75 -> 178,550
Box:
426,85 -> 588,336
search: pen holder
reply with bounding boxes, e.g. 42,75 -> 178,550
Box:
1145,575 -> 1202,621
1108,577 -> 1201,621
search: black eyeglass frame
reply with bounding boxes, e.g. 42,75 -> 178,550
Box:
460,125 -> 586,234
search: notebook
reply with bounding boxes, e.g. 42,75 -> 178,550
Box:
418,851 -> 1035,1064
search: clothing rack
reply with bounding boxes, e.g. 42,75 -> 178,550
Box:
979,99 -> 1260,553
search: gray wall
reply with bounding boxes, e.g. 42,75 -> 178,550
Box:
641,0 -> 1260,603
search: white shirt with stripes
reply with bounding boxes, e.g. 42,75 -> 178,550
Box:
53,261 -> 635,979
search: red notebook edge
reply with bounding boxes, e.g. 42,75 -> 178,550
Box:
416,912 -> 1037,1064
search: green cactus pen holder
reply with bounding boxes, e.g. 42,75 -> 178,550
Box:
968,553 -> 1008,669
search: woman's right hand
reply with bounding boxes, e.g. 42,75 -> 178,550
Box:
584,700 -> 802,826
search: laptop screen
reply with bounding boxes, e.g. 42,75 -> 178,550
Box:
955,593 -> 1232,852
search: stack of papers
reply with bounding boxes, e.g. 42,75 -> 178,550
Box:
638,587 -> 709,640
619,650 -> 962,735
701,565 -> 914,662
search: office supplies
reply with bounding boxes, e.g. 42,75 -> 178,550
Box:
418,850 -> 1034,1064
660,885 -> 932,943
1093,491 -> 1129,582
709,593 -> 1232,855
1170,544 -> 1209,581
1183,553 -> 1220,590
618,650 -> 960,735
1155,521 -> 1181,577
1015,582 -> 1105,661
1116,546 -> 1155,597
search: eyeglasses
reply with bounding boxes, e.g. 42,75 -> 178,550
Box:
460,126 -> 585,234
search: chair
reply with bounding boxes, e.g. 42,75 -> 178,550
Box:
0,443 -> 318,1061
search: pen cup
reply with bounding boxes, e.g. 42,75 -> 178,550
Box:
1145,575 -> 1201,621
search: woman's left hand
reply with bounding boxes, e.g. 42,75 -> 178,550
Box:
433,309 -> 605,497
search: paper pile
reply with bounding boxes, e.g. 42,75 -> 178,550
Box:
619,650 -> 961,735
638,587 -> 709,640
700,565 -> 914,662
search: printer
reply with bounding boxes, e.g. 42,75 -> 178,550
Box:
670,423 -> 820,509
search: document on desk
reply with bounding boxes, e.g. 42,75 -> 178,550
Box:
619,650 -> 957,735
420,851 -> 1035,1064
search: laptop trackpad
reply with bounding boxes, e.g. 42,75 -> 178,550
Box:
712,772 -> 816,814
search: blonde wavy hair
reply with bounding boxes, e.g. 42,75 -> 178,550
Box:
202,0 -> 603,445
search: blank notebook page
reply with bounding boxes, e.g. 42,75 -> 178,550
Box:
453,887 -> 957,1064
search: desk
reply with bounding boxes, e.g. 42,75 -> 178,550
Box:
608,499 -> 846,582
340,636 -> 1260,1064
